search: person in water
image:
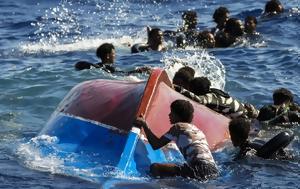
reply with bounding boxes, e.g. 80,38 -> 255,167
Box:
211,7 -> 230,35
264,0 -> 284,15
178,11 -> 199,47
131,27 -> 167,53
215,18 -> 244,47
75,43 -> 116,72
257,88 -> 300,125
244,16 -> 258,35
134,99 -> 219,180
197,30 -> 216,48
174,76 -> 259,119
229,117 -> 294,160
75,43 -> 151,74
164,11 -> 199,48
172,66 -> 195,91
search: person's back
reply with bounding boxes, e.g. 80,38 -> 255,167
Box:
134,99 -> 218,180
162,122 -> 218,179
177,77 -> 258,119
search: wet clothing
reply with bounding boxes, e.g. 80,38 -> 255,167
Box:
175,160 -> 218,180
131,43 -> 151,53
75,61 -> 118,73
164,122 -> 218,180
175,85 -> 259,119
257,103 -> 300,125
236,140 -> 262,159
95,63 -> 117,73
236,138 -> 293,160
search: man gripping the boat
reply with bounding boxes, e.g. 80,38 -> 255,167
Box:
134,99 -> 219,180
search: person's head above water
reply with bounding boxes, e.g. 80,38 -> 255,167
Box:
169,99 -> 194,124
182,11 -> 198,30
213,7 -> 230,30
224,18 -> 244,37
189,77 -> 211,96
173,67 -> 195,90
178,66 -> 195,77
244,16 -> 257,34
96,43 -> 116,64
197,31 -> 216,48
264,0 -> 284,15
273,88 -> 294,105
147,27 -> 164,50
229,118 -> 251,147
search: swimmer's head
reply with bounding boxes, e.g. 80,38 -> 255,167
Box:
182,11 -> 198,30
229,118 -> 250,147
96,43 -> 116,64
169,100 -> 194,124
189,77 -> 211,96
147,28 -> 164,49
273,88 -> 294,105
244,16 -> 257,34
225,18 -> 244,37
197,31 -> 216,48
173,68 -> 194,90
213,7 -> 230,29
264,0 -> 284,15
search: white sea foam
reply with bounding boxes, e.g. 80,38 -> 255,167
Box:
162,49 -> 226,90
20,35 -> 137,54
15,135 -> 145,183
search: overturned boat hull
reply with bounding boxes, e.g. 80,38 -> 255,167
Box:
39,68 -> 230,177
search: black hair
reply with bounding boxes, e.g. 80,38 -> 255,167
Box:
182,10 -> 197,19
148,28 -> 162,39
229,118 -> 250,143
245,16 -> 257,25
257,105 -> 277,121
265,0 -> 284,14
182,11 -> 198,28
213,7 -> 229,22
215,31 -> 231,47
96,43 -> 115,60
171,99 -> 194,123
177,66 -> 195,77
189,77 -> 211,96
273,88 -> 294,105
197,30 -> 215,48
225,18 -> 244,37
173,70 -> 194,89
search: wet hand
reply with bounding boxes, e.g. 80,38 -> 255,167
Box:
133,116 -> 147,128
135,66 -> 152,74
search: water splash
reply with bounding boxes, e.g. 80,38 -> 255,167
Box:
15,135 -> 146,183
19,0 -> 182,54
162,49 -> 226,90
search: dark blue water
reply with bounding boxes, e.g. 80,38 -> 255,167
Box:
1,0 -> 300,188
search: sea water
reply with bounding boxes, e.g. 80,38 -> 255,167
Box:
0,0 -> 300,188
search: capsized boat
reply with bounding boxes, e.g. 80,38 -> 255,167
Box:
39,68 -> 230,177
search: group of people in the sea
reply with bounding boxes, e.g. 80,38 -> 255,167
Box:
134,65 -> 299,180
75,0 -> 298,181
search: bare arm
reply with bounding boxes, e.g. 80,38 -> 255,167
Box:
134,117 -> 170,150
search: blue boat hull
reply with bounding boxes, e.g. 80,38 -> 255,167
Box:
39,113 -> 184,177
